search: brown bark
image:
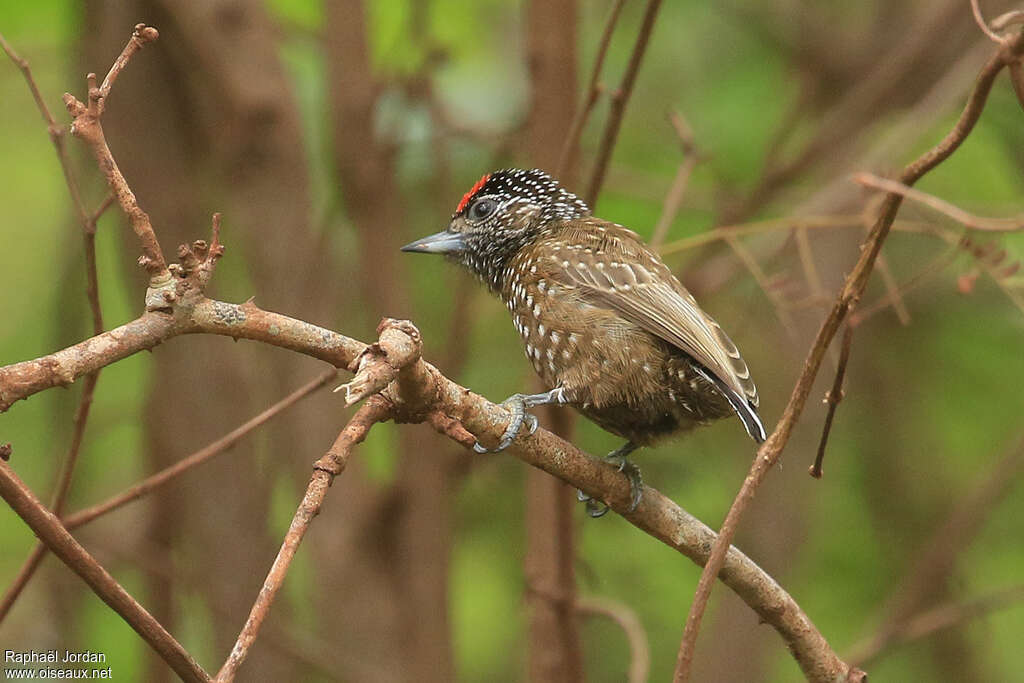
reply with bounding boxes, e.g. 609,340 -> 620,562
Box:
523,1 -> 585,681
325,3 -> 454,680
83,2 -> 329,680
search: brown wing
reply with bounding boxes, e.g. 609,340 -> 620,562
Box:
538,218 -> 765,441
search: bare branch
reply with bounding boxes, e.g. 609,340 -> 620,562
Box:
855,172 -> 1024,232
576,596 -> 651,683
215,398 -> 391,682
650,112 -> 703,248
555,0 -> 626,176
61,24 -> 167,279
849,583 -> 1024,667
334,319 -> 423,405
810,322 -> 854,479
971,0 -> 1007,44
0,460 -> 210,682
584,0 -> 664,205
672,31 -> 1024,683
96,24 -> 159,111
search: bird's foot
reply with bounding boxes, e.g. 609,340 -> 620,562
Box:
471,394 -> 540,454
576,442 -> 641,518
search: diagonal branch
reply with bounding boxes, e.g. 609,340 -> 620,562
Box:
62,24 -> 167,280
555,0 -> 626,176
0,296 -> 849,679
215,397 -> 392,683
584,0 -> 664,205
0,460 -> 210,683
672,29 -> 1024,683
0,370 -> 334,623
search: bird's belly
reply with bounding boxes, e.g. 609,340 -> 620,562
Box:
505,288 -> 733,443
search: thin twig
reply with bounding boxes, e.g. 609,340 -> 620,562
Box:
848,434 -> 1024,667
0,29 -> 112,620
723,233 -> 799,339
62,24 -> 167,279
851,243 -> 961,325
0,460 -> 210,683
555,0 -> 626,177
577,596 -> 651,683
64,370 -> 336,529
96,24 -> 159,111
971,0 -> 1006,44
214,398 -> 391,683
584,0 -> 664,205
810,322 -> 854,479
855,172 -> 1024,232
672,32 -> 1024,683
650,111 -> 702,248
848,583 -> 1024,667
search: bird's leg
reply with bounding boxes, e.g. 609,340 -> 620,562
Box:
576,441 -> 641,518
472,386 -> 568,454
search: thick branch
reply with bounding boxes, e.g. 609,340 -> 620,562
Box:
0,313 -> 175,412
0,298 -> 847,678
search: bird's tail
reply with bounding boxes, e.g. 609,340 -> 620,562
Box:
693,366 -> 767,443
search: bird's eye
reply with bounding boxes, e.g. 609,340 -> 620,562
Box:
470,198 -> 495,220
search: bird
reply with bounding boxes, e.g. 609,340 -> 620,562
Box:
402,168 -> 765,516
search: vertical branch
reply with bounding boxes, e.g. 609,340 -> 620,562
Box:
525,1 -> 585,680
0,31 -> 114,623
555,0 -> 626,177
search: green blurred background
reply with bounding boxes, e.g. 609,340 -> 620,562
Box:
2,1 -> 1023,681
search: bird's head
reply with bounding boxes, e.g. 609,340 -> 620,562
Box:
401,168 -> 590,288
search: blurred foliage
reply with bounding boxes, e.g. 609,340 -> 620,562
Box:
2,1 -> 1024,682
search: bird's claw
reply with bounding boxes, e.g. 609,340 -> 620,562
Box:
576,443 -> 643,518
576,489 -> 612,518
471,395 -> 539,454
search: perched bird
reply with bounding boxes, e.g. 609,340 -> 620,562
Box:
402,168 -> 765,516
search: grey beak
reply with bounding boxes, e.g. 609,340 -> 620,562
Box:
400,230 -> 466,254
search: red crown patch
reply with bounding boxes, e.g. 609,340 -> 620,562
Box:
456,173 -> 491,214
